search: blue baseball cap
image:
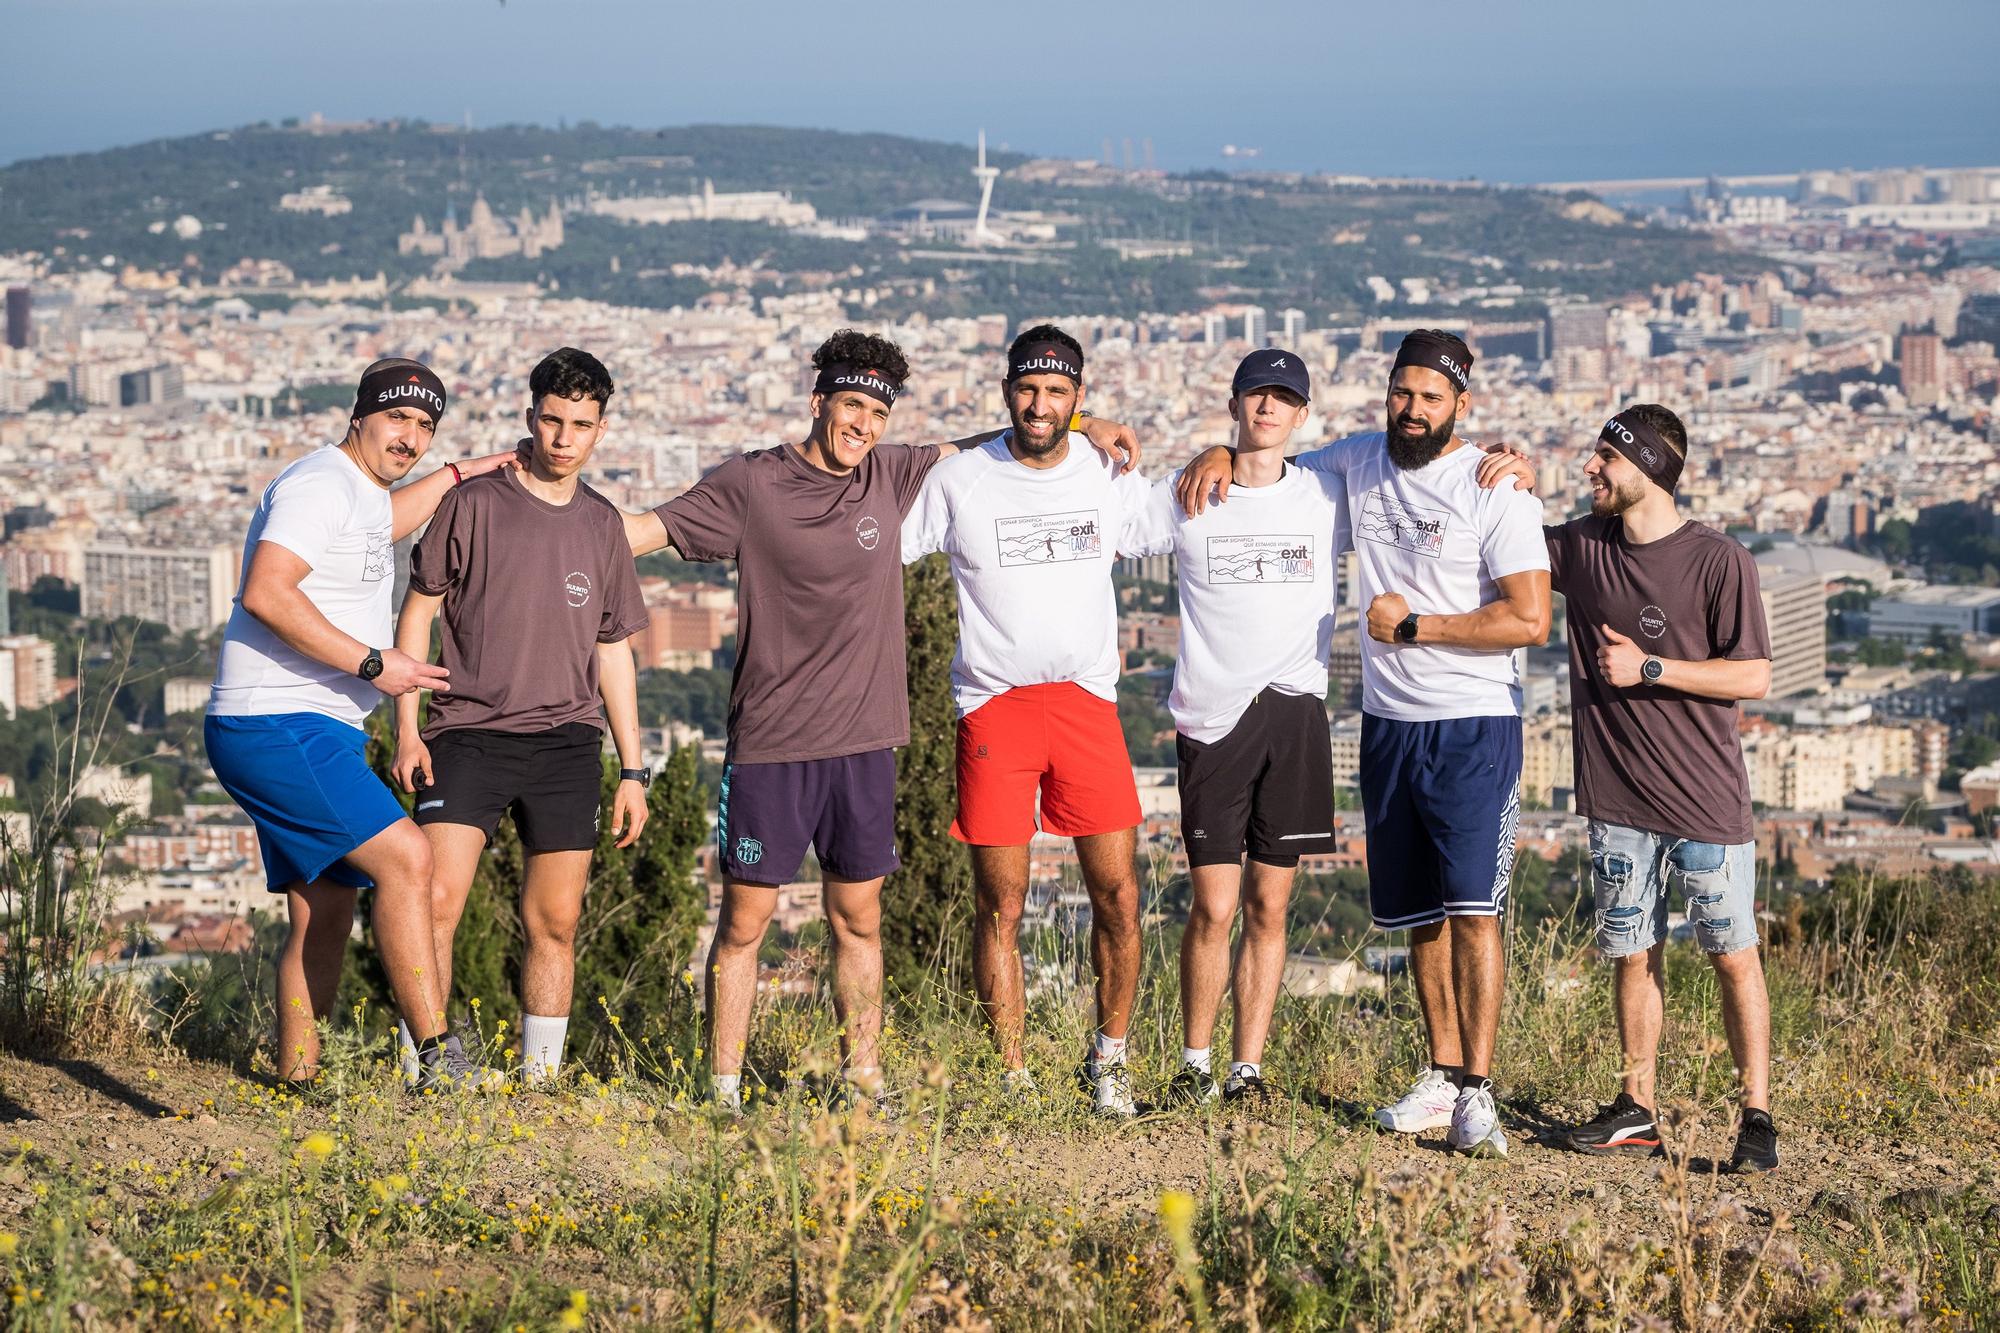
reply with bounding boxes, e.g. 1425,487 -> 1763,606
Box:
1232,348 -> 1311,403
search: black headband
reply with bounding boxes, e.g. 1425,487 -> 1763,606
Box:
1391,333 -> 1473,393
813,364 -> 900,408
1600,409 -> 1684,493
1007,341 -> 1083,384
354,362 -> 447,424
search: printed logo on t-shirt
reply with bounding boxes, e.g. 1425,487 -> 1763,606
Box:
1357,493 -> 1448,559
1206,534 -> 1314,584
564,571 -> 593,609
995,510 -> 1101,566
855,515 -> 880,551
734,836 -> 764,866
1638,605 -> 1668,639
363,528 -> 393,582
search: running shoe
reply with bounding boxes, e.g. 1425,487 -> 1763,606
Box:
1162,1065 -> 1220,1108
1447,1082 -> 1508,1158
1222,1072 -> 1278,1106
1001,1067 -> 1041,1102
1372,1066 -> 1459,1134
412,1039 -> 496,1096
1093,1062 -> 1142,1118
1726,1108 -> 1779,1174
1565,1092 -> 1661,1156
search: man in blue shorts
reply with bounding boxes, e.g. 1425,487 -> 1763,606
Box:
205,358 -> 518,1090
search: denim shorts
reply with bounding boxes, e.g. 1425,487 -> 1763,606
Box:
1586,820 -> 1758,958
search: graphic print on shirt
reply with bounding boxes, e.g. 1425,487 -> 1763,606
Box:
1357,493 -> 1448,558
1638,604 -> 1668,639
995,510 -> 1101,566
1205,534 -> 1315,584
361,528 -> 394,582
563,571 -> 593,609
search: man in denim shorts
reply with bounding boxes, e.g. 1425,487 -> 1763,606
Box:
1542,405 -> 1779,1173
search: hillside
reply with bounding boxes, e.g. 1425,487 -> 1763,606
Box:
0,121 -> 1768,321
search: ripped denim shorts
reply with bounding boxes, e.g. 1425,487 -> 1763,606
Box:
1586,820 -> 1758,959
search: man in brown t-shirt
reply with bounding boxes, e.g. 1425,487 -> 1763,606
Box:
390,347 -> 652,1087
1541,404 -> 1780,1174
619,328 -> 1141,1113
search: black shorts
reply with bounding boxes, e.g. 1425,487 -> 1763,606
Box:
414,722 -> 604,852
1177,690 -> 1335,869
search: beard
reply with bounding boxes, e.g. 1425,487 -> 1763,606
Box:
1591,473 -> 1649,517
1009,413 -> 1070,459
1385,412 -> 1455,471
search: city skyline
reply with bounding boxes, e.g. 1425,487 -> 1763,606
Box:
5,0 -> 1998,182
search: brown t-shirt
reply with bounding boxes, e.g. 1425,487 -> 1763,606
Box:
655,442 -> 942,764
1547,515 -> 1772,845
410,469 -> 650,739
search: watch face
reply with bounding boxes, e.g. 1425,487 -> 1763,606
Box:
1642,658 -> 1663,682
359,650 -> 383,680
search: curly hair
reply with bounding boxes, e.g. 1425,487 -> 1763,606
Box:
811,329 -> 910,389
1625,403 -> 1688,457
529,346 -> 616,409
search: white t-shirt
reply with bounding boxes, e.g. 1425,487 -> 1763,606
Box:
1299,432 -> 1547,722
209,446 -> 395,726
1124,464 -> 1349,744
903,435 -> 1151,717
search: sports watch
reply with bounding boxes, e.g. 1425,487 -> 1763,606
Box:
1395,613 -> 1420,643
1640,656 -> 1665,684
357,648 -> 385,681
619,767 -> 653,789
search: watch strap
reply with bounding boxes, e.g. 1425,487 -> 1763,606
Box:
619,767 -> 652,788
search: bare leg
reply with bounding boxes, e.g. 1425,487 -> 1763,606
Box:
342,818 -> 447,1042
1614,945 -> 1667,1107
1076,828 -> 1140,1042
1408,920 -> 1462,1069
1229,859 -> 1298,1066
824,876 -> 887,1089
969,845 -> 1030,1069
274,880 -> 354,1081
1709,946 -> 1772,1112
520,850 -> 592,1018
419,822 -> 488,1019
1180,863 -> 1243,1051
705,880 -> 777,1077
1449,916 -> 1505,1080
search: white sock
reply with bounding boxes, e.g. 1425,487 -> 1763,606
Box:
1182,1046 -> 1212,1073
712,1072 -> 742,1109
1092,1032 -> 1127,1069
396,1020 -> 420,1079
520,1013 -> 568,1083
1230,1061 -> 1262,1083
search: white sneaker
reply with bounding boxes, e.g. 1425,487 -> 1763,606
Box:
1002,1067 -> 1040,1102
1093,1061 -> 1141,1118
1373,1066 -> 1459,1134
1447,1082 -> 1508,1158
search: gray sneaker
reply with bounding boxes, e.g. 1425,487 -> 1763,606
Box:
413,1037 -> 495,1095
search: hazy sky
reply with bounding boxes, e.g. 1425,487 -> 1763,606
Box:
6,0 -> 1998,181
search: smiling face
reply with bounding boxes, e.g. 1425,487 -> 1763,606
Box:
1004,371 -> 1081,461
524,392 -> 607,481
1383,365 -> 1464,470
1231,386 -> 1310,453
1584,441 -> 1651,516
805,387 -> 892,474
344,405 -> 436,487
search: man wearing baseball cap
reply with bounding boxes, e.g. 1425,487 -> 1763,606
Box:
1544,406 -> 1778,1173
205,358 -> 521,1092
1124,349 -> 1346,1107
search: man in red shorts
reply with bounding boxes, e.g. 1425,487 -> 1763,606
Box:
902,325 -> 1153,1116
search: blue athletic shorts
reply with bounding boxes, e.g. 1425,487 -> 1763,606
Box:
716,749 -> 900,885
204,712 -> 406,892
1359,713 -> 1521,930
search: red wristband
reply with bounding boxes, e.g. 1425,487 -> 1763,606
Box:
447,463 -> 463,486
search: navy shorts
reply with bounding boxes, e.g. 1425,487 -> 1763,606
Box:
204,712 -> 406,892
1359,713 -> 1521,930
716,749 -> 900,885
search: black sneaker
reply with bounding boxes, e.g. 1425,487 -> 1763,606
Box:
1726,1108 -> 1779,1174
1222,1072 -> 1278,1106
1564,1092 -> 1661,1155
1162,1065 -> 1219,1108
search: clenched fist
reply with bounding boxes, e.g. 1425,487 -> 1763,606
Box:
1368,593 -> 1412,644
1597,624 -> 1648,687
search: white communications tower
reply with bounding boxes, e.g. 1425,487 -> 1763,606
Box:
972,129 -> 1000,245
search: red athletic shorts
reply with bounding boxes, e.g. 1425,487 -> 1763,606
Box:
953,683 -> 1142,845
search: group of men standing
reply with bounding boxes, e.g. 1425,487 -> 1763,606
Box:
204,322 -> 1779,1172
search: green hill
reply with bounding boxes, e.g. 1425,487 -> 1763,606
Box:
0,120 -> 1766,322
